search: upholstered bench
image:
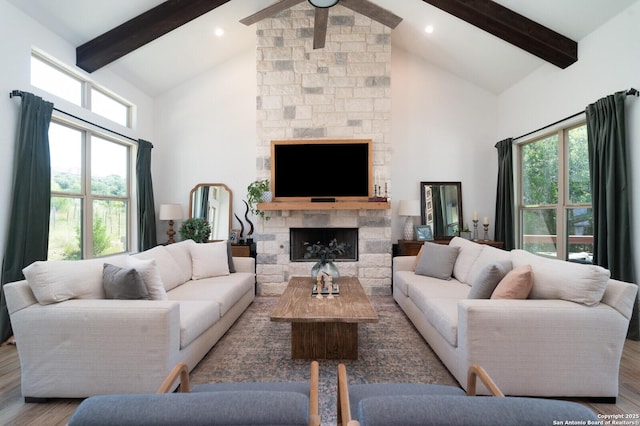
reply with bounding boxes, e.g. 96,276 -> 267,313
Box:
338,363 -> 599,426
68,362 -> 320,426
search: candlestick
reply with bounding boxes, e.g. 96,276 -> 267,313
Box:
472,219 -> 479,241
483,223 -> 489,241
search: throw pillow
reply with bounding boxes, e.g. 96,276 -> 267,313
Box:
412,243 -> 425,271
226,240 -> 236,273
491,264 -> 533,299
414,242 -> 460,280
126,257 -> 168,300
511,249 -> 610,306
102,263 -> 150,300
190,241 -> 230,280
468,260 -> 513,299
23,258 -> 106,304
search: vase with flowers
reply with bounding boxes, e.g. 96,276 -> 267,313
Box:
304,238 -> 351,283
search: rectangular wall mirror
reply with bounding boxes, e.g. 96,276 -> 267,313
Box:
420,181 -> 463,240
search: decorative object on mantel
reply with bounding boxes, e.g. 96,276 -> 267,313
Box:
246,179 -> 271,220
243,200 -> 255,243
234,213 -> 245,243
460,224 -> 471,239
483,217 -> 490,241
472,211 -> 479,241
304,238 -> 351,283
159,203 -> 183,244
179,218 -> 211,243
397,199 -> 421,240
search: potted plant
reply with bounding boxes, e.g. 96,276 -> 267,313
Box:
304,238 -> 352,283
246,179 -> 272,220
179,218 -> 211,243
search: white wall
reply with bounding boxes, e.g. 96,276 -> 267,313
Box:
391,47 -> 499,241
153,50 -> 257,242
498,0 -> 640,277
0,0 -> 155,265
152,44 -> 500,245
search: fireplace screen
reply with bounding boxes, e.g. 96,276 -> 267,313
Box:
290,228 -> 358,262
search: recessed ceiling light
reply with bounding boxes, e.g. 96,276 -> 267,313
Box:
425,25 -> 434,34
215,28 -> 225,37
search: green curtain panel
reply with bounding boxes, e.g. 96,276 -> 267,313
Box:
494,138 -> 515,250
586,91 -> 638,340
136,139 -> 157,252
0,92 -> 54,343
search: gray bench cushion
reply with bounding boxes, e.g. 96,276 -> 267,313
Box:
68,391 -> 310,426
349,383 -> 465,421
355,395 -> 599,426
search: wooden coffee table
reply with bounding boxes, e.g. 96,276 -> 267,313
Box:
270,276 -> 378,359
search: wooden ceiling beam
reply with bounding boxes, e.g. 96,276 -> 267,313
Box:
422,0 -> 578,68
76,0 -> 232,73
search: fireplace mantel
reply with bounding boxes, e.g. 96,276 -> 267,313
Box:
257,201 -> 390,211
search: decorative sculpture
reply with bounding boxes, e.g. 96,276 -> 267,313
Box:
243,200 -> 255,241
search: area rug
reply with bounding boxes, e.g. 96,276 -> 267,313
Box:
190,296 -> 458,425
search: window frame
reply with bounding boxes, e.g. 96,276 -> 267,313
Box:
516,120 -> 592,261
31,51 -> 133,128
49,116 -> 134,259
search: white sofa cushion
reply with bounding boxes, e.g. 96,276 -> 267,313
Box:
449,237 -> 484,284
177,300 -> 221,348
132,245 -> 186,291
23,258 -> 107,304
165,240 -> 195,284
511,250 -> 610,306
169,273 -> 254,316
126,257 -> 168,300
190,242 -> 230,280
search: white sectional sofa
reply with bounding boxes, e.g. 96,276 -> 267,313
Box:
3,239 -> 255,400
393,237 -> 638,400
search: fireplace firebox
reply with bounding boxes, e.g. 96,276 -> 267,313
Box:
290,228 -> 358,262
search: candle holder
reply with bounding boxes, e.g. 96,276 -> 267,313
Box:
483,223 -> 489,241
472,220 -> 479,240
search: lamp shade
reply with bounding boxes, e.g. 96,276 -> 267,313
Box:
308,0 -> 339,8
397,200 -> 421,217
159,204 -> 183,221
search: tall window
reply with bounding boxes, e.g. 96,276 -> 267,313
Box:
518,123 -> 593,262
49,121 -> 131,260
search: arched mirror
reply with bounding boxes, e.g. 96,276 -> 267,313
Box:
189,183 -> 232,241
420,181 -> 463,240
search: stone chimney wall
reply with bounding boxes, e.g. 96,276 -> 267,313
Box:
254,3 -> 392,296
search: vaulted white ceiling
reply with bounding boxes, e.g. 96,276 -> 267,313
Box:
8,0 -> 638,96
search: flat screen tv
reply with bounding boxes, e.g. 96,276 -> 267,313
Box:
271,139 -> 372,202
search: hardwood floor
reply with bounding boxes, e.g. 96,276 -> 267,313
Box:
1,339 -> 639,425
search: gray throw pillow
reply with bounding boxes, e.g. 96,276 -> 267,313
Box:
414,242 -> 460,280
468,260 -> 513,299
103,263 -> 150,300
226,240 -> 236,273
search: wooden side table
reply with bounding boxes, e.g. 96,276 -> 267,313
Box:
397,239 -> 504,256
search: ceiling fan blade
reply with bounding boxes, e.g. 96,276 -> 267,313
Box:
339,0 -> 402,28
240,0 -> 306,25
313,8 -> 330,49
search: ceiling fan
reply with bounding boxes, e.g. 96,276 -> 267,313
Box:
240,0 -> 402,49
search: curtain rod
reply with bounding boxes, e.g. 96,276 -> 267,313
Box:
513,87 -> 639,142
9,89 -> 138,144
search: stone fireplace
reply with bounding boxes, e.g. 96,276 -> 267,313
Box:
252,3 -> 392,296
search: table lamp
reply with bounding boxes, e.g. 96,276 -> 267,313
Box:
398,200 -> 421,240
159,203 -> 183,244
